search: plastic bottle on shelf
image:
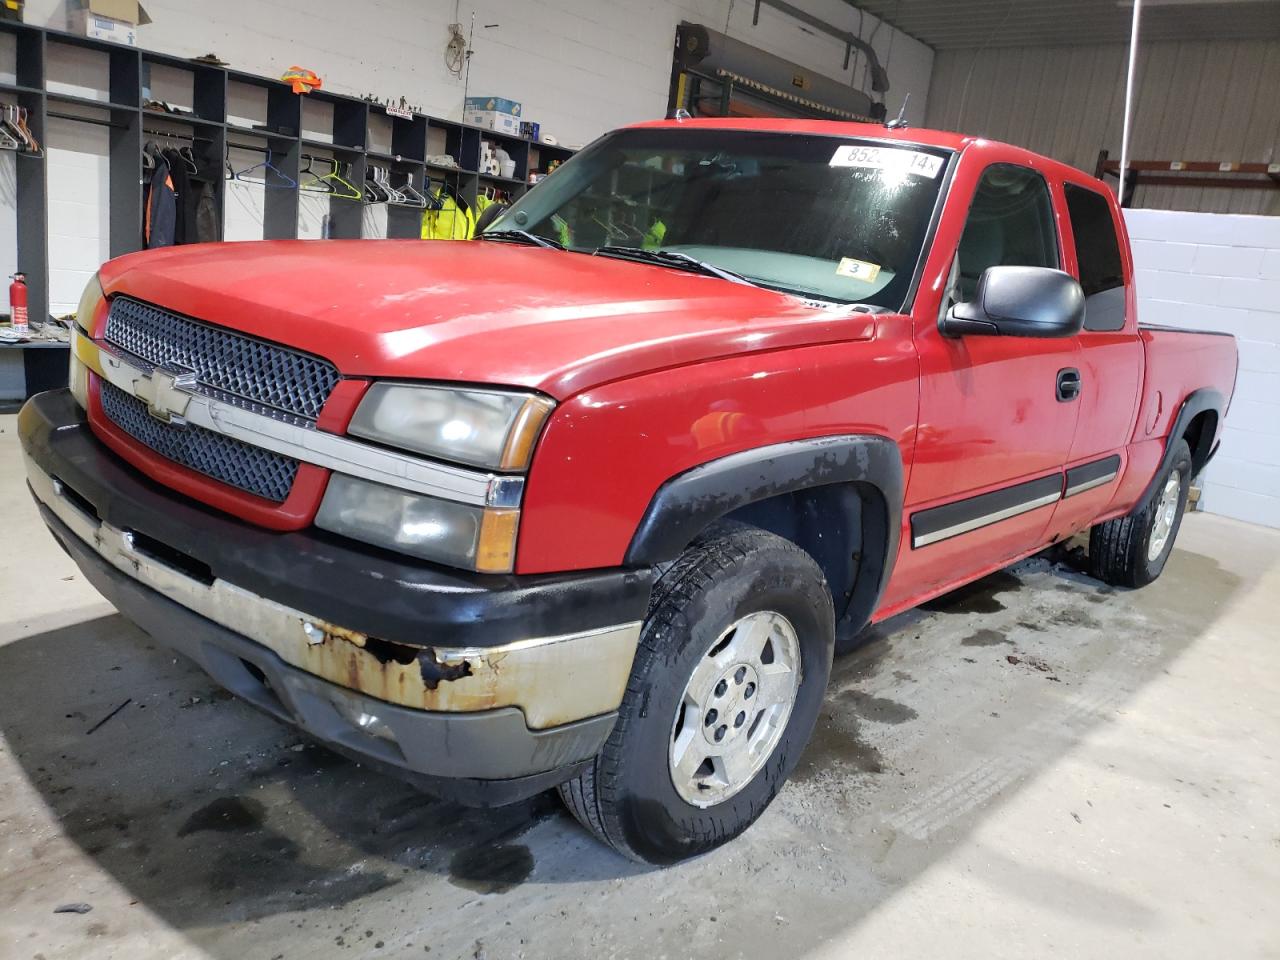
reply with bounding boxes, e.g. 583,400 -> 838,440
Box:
495,146 -> 515,179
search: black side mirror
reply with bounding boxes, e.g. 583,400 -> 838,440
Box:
941,265 -> 1084,338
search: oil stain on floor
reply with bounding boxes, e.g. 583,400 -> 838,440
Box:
448,843 -> 535,894
920,570 -> 1023,615
793,711 -> 887,779
961,628 -> 1012,647
177,797 -> 264,837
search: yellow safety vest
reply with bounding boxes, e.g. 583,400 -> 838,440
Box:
421,191 -> 475,240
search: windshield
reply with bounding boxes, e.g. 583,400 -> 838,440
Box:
490,128 -> 951,309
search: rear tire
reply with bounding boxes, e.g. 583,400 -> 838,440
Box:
558,523 -> 834,864
1089,438 -> 1192,588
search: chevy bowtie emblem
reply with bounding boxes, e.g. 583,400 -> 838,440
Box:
132,363 -> 197,424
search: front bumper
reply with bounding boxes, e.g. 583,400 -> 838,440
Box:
19,390 -> 653,803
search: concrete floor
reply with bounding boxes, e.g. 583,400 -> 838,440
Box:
2,410 -> 1279,960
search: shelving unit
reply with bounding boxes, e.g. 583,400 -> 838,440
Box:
1094,150 -> 1280,207
0,19 -> 578,326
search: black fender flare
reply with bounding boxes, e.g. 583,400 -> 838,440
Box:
625,435 -> 904,634
1140,387 -> 1225,505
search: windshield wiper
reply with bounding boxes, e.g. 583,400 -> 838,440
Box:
479,229 -> 564,250
593,246 -> 754,286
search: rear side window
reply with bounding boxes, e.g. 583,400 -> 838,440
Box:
1064,182 -> 1127,332
955,164 -> 1058,302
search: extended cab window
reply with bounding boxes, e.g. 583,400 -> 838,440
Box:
955,164 -> 1058,302
490,129 -> 951,309
1064,182 -> 1128,332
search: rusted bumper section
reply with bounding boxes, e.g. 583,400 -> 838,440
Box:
19,391 -> 649,803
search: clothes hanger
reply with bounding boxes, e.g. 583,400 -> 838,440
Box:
299,154 -> 332,193
152,137 -> 197,174
392,172 -> 429,209
2,105 -> 41,156
232,146 -> 297,189
315,158 -> 361,200
422,178 -> 445,211
362,174 -> 388,204
364,164 -> 394,203
591,213 -> 630,243
379,167 -> 404,201
375,165 -> 420,207
0,124 -> 20,151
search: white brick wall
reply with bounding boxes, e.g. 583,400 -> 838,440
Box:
5,0 -> 932,311
1126,209 -> 1280,530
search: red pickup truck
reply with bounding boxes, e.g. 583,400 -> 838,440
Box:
21,118 -> 1237,864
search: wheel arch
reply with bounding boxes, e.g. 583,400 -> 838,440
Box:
1141,388 -> 1224,505
1182,408 -> 1219,478
624,436 -> 903,640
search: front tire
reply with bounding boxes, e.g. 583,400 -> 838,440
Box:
1089,438 -> 1193,587
559,523 -> 834,864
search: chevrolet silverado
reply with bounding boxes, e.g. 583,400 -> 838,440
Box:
20,118 -> 1238,864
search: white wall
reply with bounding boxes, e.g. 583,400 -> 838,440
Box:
23,0 -> 931,146
12,0 -> 933,312
1126,209 -> 1280,529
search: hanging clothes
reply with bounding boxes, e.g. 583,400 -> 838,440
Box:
144,148 -> 177,248
193,181 -> 220,243
421,185 -> 474,240
162,147 -> 196,244
642,219 -> 667,250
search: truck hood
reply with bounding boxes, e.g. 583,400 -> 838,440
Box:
100,240 -> 877,399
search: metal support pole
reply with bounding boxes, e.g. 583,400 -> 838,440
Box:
1118,0 -> 1142,205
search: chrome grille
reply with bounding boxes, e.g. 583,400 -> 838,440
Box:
100,381 -> 299,502
104,297 -> 340,420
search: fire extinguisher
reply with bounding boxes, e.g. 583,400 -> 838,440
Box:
8,272 -> 28,336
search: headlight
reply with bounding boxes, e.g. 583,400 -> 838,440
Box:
348,383 -> 554,471
315,474 -> 519,573
75,273 -> 105,333
68,274 -> 105,409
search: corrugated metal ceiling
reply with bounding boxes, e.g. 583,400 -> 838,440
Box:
850,0 -> 1280,49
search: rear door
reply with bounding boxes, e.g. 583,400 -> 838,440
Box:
1049,179 -> 1143,538
884,159 -> 1081,608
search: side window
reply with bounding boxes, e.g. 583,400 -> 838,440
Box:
1064,182 -> 1127,332
955,164 -> 1058,302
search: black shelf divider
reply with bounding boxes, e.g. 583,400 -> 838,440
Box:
1,21 -> 576,320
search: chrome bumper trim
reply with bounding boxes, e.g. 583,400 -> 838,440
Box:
28,455 -> 640,729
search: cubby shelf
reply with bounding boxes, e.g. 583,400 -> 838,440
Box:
0,19 -> 578,323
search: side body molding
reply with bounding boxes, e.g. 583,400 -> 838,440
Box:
625,435 -> 905,635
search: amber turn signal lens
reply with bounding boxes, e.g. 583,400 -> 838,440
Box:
499,396 -> 556,471
475,507 -> 520,573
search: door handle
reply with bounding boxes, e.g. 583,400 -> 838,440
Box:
1057,367 -> 1081,402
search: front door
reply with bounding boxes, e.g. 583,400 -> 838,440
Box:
883,161 -> 1081,609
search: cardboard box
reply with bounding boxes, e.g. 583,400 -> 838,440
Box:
463,96 -> 521,136
70,0 -> 151,45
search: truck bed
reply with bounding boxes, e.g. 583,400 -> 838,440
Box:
1136,323 -> 1238,457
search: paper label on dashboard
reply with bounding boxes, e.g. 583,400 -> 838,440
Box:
836,257 -> 881,282
829,145 -> 943,178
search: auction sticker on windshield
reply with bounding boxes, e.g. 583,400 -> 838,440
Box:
829,145 -> 944,178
